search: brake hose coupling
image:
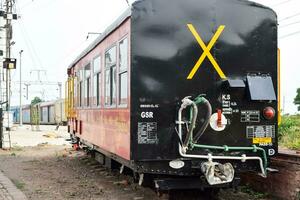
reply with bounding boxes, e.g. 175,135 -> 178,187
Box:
181,96 -> 194,109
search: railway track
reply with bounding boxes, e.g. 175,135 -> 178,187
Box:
275,149 -> 300,164
77,148 -> 300,199
242,149 -> 300,200
153,151 -> 300,199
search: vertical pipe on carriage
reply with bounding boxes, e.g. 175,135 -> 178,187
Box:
65,75 -> 76,133
65,79 -> 70,133
65,80 -> 69,119
70,77 -> 74,118
278,48 -> 281,125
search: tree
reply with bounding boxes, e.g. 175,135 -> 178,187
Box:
294,88 -> 300,111
31,97 -> 43,105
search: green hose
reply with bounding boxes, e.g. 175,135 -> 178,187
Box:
186,95 -> 268,174
190,143 -> 268,173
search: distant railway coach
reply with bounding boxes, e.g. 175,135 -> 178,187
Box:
22,105 -> 31,124
11,99 -> 66,125
66,0 -> 279,189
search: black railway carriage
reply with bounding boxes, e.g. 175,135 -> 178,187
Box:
67,0 -> 279,189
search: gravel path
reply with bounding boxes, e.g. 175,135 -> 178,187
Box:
0,145 -> 268,200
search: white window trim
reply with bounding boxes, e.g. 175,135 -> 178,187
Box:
118,36 -> 129,108
104,45 -> 117,108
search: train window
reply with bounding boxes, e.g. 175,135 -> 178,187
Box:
105,46 -> 117,67
93,56 -> 101,73
93,56 -> 101,106
79,69 -> 84,81
85,64 -> 91,78
79,81 -> 83,107
112,66 -> 117,105
93,73 -> 101,106
105,46 -> 117,106
86,77 -> 90,107
119,38 -> 128,106
84,64 -> 91,107
98,73 -> 101,106
105,67 -> 117,106
105,69 -> 110,105
119,72 -> 128,105
119,38 -> 128,72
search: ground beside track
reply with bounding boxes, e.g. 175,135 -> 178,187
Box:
0,125 -> 270,200
0,146 -> 270,200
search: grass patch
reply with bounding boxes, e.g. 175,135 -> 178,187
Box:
240,185 -> 268,199
11,145 -> 23,152
11,179 -> 25,190
279,115 -> 300,150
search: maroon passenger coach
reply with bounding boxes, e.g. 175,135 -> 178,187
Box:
66,0 -> 279,190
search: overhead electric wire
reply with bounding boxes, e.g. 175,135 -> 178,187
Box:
279,30 -> 300,39
271,0 -> 294,7
14,0 -> 60,101
16,2 -> 51,85
279,12 -> 300,22
18,22 -> 43,70
17,0 -> 59,13
280,21 -> 300,28
16,21 -> 38,69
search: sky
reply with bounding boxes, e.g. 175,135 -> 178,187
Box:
251,0 -> 300,114
8,0 -> 130,106
6,0 -> 300,114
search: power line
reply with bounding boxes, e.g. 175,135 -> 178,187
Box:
272,0 -> 294,7
18,20 -> 43,69
15,2 -> 48,74
17,0 -> 59,14
280,30 -> 300,39
16,20 -> 37,68
279,12 -> 300,22
280,21 -> 300,28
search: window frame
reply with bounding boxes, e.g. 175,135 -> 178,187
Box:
77,69 -> 84,109
79,81 -> 83,108
92,55 -> 102,108
118,36 -> 129,108
84,63 -> 91,108
104,45 -> 117,108
74,73 -> 78,108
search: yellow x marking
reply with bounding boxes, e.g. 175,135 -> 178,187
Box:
187,24 -> 227,80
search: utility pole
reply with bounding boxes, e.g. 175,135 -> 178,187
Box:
5,0 -> 13,113
19,50 -> 23,126
1,0 -> 17,149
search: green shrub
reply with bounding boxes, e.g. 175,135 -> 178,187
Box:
279,115 -> 300,150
